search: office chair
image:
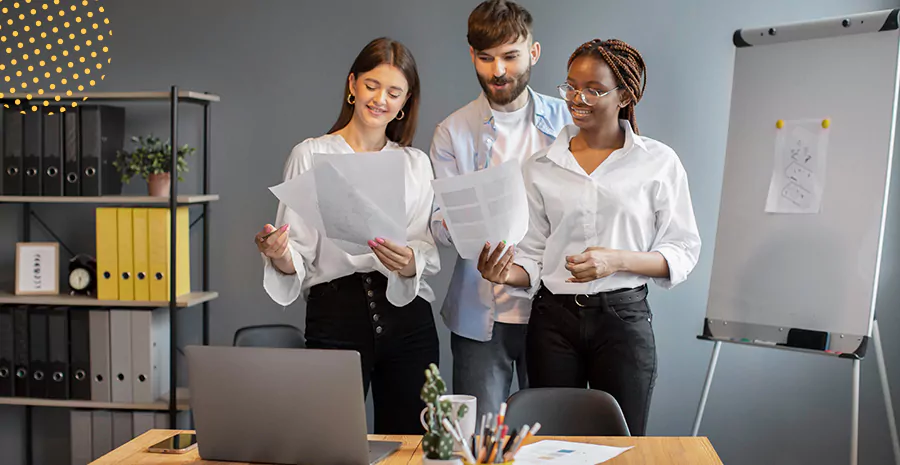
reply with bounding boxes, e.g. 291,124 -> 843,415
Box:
503,388 -> 631,436
232,324 -> 306,349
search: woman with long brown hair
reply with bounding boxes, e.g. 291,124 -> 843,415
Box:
255,37 -> 440,434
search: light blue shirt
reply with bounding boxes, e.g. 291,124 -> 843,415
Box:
429,87 -> 572,342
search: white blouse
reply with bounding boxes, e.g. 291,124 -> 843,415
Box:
514,121 -> 701,296
262,133 -> 440,307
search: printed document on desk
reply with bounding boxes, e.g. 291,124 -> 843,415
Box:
268,151 -> 407,255
432,160 -> 528,260
515,440 -> 633,465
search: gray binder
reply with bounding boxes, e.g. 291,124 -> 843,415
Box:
131,411 -> 155,438
111,411 -> 133,449
69,409 -> 92,465
131,308 -> 170,403
90,410 -> 112,461
109,310 -> 132,403
89,310 -> 111,402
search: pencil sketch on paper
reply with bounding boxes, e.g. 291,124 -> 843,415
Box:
765,119 -> 830,214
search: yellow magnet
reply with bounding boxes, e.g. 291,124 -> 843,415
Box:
776,119 -> 784,129
822,118 -> 830,128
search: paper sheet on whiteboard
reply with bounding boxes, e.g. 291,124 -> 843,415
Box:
431,160 -> 528,259
765,119 -> 830,214
268,151 -> 407,255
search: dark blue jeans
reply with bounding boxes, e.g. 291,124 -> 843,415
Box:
304,271 -> 440,435
526,285 -> 657,436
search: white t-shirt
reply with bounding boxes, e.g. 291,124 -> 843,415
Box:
489,96 -> 545,324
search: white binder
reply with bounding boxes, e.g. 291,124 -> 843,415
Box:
69,410 -> 92,465
90,410 -> 112,461
131,411 -> 156,438
111,411 -> 133,449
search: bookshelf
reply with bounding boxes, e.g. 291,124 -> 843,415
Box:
0,86 -> 217,465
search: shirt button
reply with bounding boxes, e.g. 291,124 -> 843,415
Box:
373,314 -> 380,322
375,326 -> 383,334
367,290 -> 374,298
369,302 -> 377,310
365,277 -> 373,285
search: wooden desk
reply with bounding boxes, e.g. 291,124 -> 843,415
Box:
91,429 -> 723,465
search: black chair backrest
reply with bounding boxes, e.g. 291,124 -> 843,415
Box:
232,324 -> 306,349
504,388 -> 631,436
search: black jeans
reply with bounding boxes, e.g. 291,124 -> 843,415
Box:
304,271 -> 440,435
526,285 -> 657,436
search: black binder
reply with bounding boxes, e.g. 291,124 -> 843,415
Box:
22,110 -> 42,195
42,108 -> 64,196
28,307 -> 48,398
68,309 -> 91,400
13,306 -> 29,397
79,105 -> 125,196
47,307 -> 69,399
0,306 -> 13,396
63,108 -> 80,196
3,107 -> 23,195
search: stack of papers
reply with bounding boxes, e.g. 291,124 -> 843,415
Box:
431,160 -> 529,259
514,440 -> 633,465
268,151 -> 407,255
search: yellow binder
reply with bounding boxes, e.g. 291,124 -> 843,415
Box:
95,207 -> 118,300
117,208 -> 135,301
148,207 -> 190,302
132,208 -> 150,301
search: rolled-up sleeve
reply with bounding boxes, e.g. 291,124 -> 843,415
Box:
511,161 -> 550,298
385,150 -> 441,306
650,159 -> 701,289
262,144 -> 320,306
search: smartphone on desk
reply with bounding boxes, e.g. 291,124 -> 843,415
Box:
147,433 -> 198,454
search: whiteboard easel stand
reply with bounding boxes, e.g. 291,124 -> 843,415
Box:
690,320 -> 900,465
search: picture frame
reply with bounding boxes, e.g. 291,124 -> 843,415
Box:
15,242 -> 60,296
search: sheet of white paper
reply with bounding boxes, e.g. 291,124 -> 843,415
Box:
431,160 -> 529,260
514,440 -> 633,465
315,162 -> 405,253
765,119 -> 830,214
267,150 -> 407,256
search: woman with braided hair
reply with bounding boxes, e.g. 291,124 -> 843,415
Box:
476,38 -> 701,435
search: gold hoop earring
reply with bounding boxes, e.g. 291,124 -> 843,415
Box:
396,109 -> 405,121
347,93 -> 356,105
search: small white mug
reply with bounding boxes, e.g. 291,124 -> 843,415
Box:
420,395 -> 477,451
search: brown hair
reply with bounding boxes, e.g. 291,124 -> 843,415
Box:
568,38 -> 647,134
328,37 -> 420,146
467,0 -> 533,52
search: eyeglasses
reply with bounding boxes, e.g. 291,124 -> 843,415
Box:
557,83 -> 619,106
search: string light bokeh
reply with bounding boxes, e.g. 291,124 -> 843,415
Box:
0,0 -> 111,113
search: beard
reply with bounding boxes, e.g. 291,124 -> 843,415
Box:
477,64 -> 531,106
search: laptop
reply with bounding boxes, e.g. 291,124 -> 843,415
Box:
185,345 -> 401,465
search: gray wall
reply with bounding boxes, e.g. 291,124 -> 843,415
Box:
1,1 -> 899,464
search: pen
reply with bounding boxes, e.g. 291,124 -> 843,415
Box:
442,418 -> 476,464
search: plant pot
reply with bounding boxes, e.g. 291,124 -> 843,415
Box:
422,456 -> 463,465
147,172 -> 171,197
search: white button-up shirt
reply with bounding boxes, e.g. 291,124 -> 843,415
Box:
262,134 -> 440,308
514,121 -> 701,296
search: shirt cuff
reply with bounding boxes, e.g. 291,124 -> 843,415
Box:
431,218 -> 453,247
651,244 -> 686,289
261,243 -> 305,307
508,256 -> 541,299
385,240 -> 433,307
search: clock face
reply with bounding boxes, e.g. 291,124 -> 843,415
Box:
69,268 -> 91,290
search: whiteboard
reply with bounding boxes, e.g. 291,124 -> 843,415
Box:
702,9 -> 900,357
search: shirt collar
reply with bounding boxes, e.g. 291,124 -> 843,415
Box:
544,119 -> 645,167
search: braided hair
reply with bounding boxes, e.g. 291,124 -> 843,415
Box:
568,38 -> 646,134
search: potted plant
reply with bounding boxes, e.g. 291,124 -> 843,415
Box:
421,364 -> 468,465
113,135 -> 195,197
